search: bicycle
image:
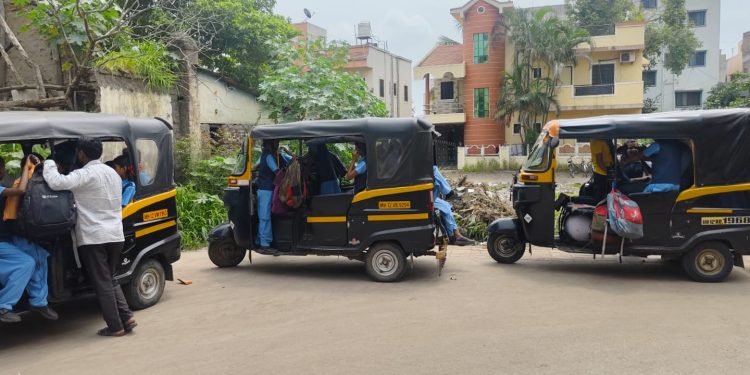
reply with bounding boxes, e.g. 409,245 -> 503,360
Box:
567,156 -> 579,178
579,159 -> 592,178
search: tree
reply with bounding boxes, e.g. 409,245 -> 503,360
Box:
704,73 -> 750,109
493,7 -> 588,147
566,0 -> 700,76
258,38 -> 388,123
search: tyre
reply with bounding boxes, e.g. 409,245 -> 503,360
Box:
208,238 -> 246,268
681,242 -> 734,282
124,258 -> 166,310
365,242 -> 407,282
487,233 -> 526,264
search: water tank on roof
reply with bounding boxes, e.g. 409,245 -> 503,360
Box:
357,22 -> 372,40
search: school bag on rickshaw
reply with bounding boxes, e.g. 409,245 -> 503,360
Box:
15,168 -> 77,240
278,157 -> 308,209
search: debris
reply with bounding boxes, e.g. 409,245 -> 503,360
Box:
446,175 -> 516,241
177,278 -> 193,285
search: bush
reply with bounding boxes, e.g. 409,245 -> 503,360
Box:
454,214 -> 489,241
176,185 -> 228,250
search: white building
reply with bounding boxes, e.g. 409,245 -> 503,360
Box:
639,0 -> 721,111
345,43 -> 413,118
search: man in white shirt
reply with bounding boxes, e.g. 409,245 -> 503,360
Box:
43,138 -> 136,337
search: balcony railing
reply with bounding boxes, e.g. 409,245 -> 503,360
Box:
574,84 -> 615,96
430,100 -> 464,115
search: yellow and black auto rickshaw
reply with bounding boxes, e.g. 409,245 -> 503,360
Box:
1,112 -> 181,311
207,118 -> 448,282
487,109 -> 750,282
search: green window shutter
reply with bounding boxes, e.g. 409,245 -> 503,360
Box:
473,33 -> 488,64
474,88 -> 489,118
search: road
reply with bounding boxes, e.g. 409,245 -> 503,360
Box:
2,247 -> 750,375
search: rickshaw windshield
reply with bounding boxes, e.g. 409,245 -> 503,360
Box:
523,133 -> 551,172
231,138 -> 248,176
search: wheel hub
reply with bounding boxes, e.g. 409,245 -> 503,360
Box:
139,269 -> 160,299
373,250 -> 398,276
696,249 -> 724,276
495,237 -> 519,257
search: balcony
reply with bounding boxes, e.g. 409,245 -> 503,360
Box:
557,81 -> 643,111
426,100 -> 465,124
574,22 -> 646,53
574,84 -> 615,96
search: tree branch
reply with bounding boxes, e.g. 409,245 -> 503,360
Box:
0,15 -> 47,99
0,96 -> 67,109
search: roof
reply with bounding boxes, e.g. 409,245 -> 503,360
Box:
417,43 -> 464,67
251,117 -> 434,140
450,0 -> 513,22
0,111 -> 172,141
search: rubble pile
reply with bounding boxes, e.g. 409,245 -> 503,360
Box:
446,176 -> 515,241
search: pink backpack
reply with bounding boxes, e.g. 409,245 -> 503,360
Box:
606,189 -> 644,239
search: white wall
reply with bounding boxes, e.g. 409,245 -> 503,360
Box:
643,0 -> 721,111
96,72 -> 172,121
362,46 -> 413,118
197,70 -> 268,125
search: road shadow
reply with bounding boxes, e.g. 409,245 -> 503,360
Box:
0,298 -> 101,349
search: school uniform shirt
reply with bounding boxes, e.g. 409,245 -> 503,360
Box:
122,179 -> 136,206
43,160 -> 124,246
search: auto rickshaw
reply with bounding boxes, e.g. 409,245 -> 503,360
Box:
487,109 -> 750,282
207,118 -> 448,282
1,112 -> 181,311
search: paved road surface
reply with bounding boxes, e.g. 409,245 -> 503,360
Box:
2,247 -> 750,374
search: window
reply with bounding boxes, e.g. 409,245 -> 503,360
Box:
135,139 -> 159,186
675,91 -> 702,107
592,63 -> 615,85
561,66 -> 573,85
440,81 -> 455,100
643,70 -> 657,87
404,85 -> 408,102
473,33 -> 488,64
393,83 -> 398,96
689,51 -> 706,67
532,67 -> 542,79
379,79 -> 384,97
473,88 -> 489,118
375,138 -> 404,179
641,0 -> 657,9
513,123 -> 521,134
101,141 -> 128,163
688,10 -> 706,27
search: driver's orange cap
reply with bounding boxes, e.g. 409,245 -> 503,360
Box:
544,120 -> 560,138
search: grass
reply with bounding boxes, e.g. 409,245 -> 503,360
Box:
462,159 -> 522,172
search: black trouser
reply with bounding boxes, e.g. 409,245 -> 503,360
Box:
79,242 -> 133,331
593,172 -> 609,204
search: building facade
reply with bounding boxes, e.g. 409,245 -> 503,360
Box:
640,0 -> 721,111
415,0 -> 645,159
726,31 -> 750,78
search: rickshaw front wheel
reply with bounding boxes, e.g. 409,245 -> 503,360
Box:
365,242 -> 407,282
488,233 -> 526,264
124,259 -> 166,310
682,242 -> 733,283
208,239 -> 246,268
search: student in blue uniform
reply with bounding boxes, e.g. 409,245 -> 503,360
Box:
433,166 -> 475,246
257,140 -> 283,250
310,143 -> 345,195
0,155 -> 58,323
345,142 -> 367,194
112,155 -> 136,206
643,140 -> 684,193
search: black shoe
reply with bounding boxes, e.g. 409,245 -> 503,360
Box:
0,308 -> 21,323
30,305 -> 59,321
453,237 -> 476,246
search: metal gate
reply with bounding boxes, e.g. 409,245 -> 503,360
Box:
435,138 -> 458,168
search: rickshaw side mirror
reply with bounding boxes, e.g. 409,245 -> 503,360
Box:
549,137 -> 560,149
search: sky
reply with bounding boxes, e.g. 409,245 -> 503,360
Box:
274,0 -> 748,116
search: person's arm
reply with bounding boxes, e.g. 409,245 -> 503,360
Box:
2,156 -> 37,196
345,149 -> 359,180
122,182 -> 136,206
43,159 -> 86,190
266,154 -> 280,174
433,166 -> 452,196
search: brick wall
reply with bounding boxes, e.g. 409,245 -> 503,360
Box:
461,0 -> 505,152
201,123 -> 249,156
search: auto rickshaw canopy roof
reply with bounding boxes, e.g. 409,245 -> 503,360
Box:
0,111 -> 172,141
556,108 -> 750,187
252,117 -> 436,190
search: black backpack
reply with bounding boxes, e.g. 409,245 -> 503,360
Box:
16,169 -> 77,240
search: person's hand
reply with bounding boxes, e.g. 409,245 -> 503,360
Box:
352,148 -> 359,160
29,154 -> 40,166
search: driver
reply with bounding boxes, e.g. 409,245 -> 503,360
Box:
590,139 -> 614,202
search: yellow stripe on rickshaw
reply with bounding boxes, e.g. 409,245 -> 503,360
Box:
686,208 -> 734,214
677,183 -> 750,202
307,216 -> 347,223
352,183 -> 433,203
367,213 -> 429,222
135,220 -> 177,238
123,189 -> 177,219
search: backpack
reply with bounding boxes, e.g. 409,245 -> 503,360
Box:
278,158 -> 307,209
606,188 -> 644,239
16,169 -> 77,240
271,169 -> 290,215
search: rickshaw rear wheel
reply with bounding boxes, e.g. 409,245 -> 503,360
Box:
208,239 -> 246,268
365,242 -> 407,282
682,242 -> 733,283
124,259 -> 166,310
488,233 -> 526,264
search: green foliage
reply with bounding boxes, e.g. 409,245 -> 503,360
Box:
642,96 -> 660,113
187,156 -> 237,197
565,0 -> 639,36
454,214 -> 488,242
494,8 -> 588,146
643,0 -> 701,76
97,40 -> 177,90
705,73 -> 750,109
462,159 -> 503,173
14,0 -> 119,49
176,185 -> 227,249
0,144 -> 24,176
259,38 -> 389,123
